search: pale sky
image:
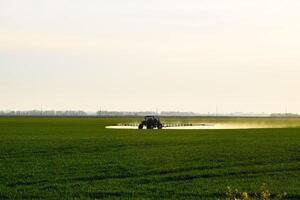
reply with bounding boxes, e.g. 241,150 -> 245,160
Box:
1,0 -> 300,113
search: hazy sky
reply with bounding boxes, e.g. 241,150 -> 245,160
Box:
1,0 -> 300,113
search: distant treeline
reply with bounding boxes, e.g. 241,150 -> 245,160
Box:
0,110 -> 299,117
1,110 -> 208,117
97,111 -> 157,116
96,111 -> 268,117
0,110 -> 87,116
96,111 -> 200,116
270,113 -> 300,117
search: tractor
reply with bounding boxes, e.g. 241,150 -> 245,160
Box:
138,116 -> 163,129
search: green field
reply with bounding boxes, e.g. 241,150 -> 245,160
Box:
0,117 -> 300,199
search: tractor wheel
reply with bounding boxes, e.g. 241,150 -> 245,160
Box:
138,124 -> 144,129
158,124 -> 163,129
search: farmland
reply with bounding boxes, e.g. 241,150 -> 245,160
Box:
0,117 -> 300,199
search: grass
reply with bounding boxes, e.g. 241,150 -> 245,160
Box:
0,117 -> 300,199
